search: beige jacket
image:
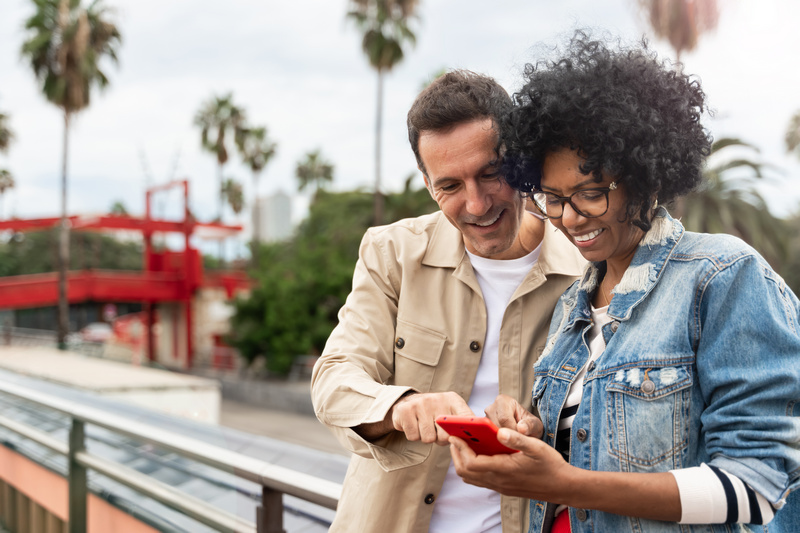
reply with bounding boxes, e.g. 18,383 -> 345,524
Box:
311,211 -> 585,533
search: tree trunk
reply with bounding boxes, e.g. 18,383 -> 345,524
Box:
57,112 -> 71,349
251,172 -> 261,267
217,162 -> 225,263
373,69 -> 385,227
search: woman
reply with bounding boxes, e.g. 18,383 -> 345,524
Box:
449,32 -> 800,532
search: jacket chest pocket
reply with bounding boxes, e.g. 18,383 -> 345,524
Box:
605,365 -> 693,471
393,319 -> 446,392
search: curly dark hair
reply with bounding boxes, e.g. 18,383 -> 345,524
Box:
408,69 -> 512,176
502,30 -> 713,231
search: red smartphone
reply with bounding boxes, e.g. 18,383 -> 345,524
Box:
435,415 -> 517,455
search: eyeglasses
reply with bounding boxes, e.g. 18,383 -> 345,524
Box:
526,181 -> 618,219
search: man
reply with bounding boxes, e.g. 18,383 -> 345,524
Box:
311,70 -> 585,532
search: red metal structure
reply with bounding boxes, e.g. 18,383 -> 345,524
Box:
0,180 -> 251,367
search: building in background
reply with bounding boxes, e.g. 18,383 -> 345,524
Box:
252,191 -> 293,243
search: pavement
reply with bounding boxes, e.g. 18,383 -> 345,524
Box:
218,396 -> 350,457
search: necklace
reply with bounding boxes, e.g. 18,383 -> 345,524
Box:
600,277 -> 612,307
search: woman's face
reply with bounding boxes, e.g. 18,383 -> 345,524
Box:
540,148 -> 644,270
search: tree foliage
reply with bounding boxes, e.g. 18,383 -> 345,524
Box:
786,110 -> 800,160
21,0 -> 121,115
295,149 -> 334,193
228,182 -> 436,375
0,110 -> 12,153
21,0 -> 121,346
221,177 -> 244,215
682,137 -> 789,273
0,229 -> 143,278
637,0 -> 719,62
194,93 -> 246,221
0,108 -> 14,216
347,0 -> 419,225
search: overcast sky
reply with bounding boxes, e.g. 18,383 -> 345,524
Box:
1,0 -> 799,249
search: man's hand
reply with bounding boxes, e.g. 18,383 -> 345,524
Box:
484,394 -> 543,438
356,391 -> 473,445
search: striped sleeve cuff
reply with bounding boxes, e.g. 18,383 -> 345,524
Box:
670,464 -> 775,525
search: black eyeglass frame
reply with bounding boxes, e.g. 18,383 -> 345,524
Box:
524,181 -> 619,219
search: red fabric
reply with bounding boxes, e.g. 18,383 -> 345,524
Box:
551,510 -> 571,533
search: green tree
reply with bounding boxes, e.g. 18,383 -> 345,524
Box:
347,0 -> 419,226
0,170 -> 15,219
295,149 -> 334,193
384,172 -> 436,221
0,107 -> 15,218
109,200 -> 128,215
21,0 -> 121,347
681,137 -> 788,270
221,177 -> 244,215
237,125 -> 277,247
637,0 -> 719,63
194,93 -> 246,222
0,229 -> 143,278
0,109 -> 12,152
228,183 -> 436,375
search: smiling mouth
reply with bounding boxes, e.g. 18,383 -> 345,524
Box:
474,211 -> 502,227
573,228 -> 603,242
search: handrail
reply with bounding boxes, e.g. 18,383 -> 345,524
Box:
0,379 -> 342,532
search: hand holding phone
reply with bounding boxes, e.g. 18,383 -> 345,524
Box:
435,415 -> 518,455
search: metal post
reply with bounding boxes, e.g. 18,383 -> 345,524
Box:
68,419 -> 87,533
256,487 -> 285,533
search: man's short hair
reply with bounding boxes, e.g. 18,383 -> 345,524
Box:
407,70 -> 512,176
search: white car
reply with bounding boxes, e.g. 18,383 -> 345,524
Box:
80,322 -> 113,343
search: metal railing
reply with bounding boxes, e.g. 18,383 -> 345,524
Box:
0,380 -> 342,533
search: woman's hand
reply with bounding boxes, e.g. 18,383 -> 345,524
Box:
450,426 -> 683,521
484,394 -> 543,438
449,426 -> 573,502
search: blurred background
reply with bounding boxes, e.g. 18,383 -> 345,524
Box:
1,0 -> 800,375
0,1 -> 799,531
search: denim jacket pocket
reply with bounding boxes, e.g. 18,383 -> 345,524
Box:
605,365 -> 693,471
393,319 -> 446,392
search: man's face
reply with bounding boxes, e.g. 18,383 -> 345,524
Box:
419,118 -> 528,260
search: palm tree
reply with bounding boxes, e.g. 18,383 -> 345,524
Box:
0,169 -> 14,219
296,149 -> 334,194
194,93 -> 246,222
237,125 -> 276,246
347,0 -> 419,226
637,0 -> 720,63
681,137 -> 788,269
21,0 -> 121,348
786,110 -> 800,160
221,178 -> 244,216
0,110 -> 12,152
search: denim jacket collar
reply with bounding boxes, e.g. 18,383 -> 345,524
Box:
566,208 -> 684,328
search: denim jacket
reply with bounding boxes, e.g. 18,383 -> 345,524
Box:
529,210 -> 800,533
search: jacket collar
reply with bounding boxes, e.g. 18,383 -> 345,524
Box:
568,208 -> 684,325
422,210 -> 586,278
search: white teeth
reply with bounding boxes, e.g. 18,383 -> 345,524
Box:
574,228 -> 603,242
475,213 -> 501,227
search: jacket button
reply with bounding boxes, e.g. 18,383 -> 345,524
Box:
576,508 -> 588,521
469,341 -> 481,352
395,337 -> 405,349
586,361 -> 596,372
610,321 -> 619,333
641,380 -> 656,394
424,493 -> 435,504
576,428 -> 587,442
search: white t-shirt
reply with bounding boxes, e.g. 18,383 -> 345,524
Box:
429,245 -> 541,533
